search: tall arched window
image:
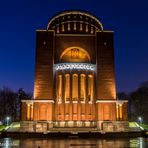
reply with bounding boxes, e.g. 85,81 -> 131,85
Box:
60,46 -> 90,62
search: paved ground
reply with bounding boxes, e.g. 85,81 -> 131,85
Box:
129,122 -> 143,131
6,122 -> 20,132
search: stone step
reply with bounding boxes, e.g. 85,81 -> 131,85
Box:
49,127 -> 98,131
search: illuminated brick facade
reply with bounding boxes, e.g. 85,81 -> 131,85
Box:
21,11 -> 128,132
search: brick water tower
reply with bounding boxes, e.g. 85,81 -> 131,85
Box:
21,10 -> 128,132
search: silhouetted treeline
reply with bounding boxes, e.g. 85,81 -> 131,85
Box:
117,82 -> 148,123
0,87 -> 32,122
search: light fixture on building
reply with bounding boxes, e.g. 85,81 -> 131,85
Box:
55,63 -> 96,71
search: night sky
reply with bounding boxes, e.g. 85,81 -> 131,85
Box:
0,0 -> 148,94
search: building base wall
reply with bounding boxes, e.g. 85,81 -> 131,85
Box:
97,121 -> 129,132
20,121 -> 54,132
20,121 -> 35,132
54,121 -> 96,128
20,121 -> 129,132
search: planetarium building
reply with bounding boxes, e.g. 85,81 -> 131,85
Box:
21,11 -> 128,132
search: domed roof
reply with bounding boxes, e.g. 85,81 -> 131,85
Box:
47,10 -> 103,33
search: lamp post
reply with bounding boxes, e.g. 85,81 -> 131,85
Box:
138,116 -> 142,124
6,116 -> 10,126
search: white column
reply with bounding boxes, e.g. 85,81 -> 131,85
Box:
80,74 -> 86,101
65,74 -> 70,101
88,74 -> 94,101
72,74 -> 78,100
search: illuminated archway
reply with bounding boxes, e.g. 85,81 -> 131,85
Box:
60,46 -> 90,62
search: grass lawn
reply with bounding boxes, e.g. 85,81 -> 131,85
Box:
129,122 -> 148,130
0,122 -> 20,132
139,124 -> 148,130
0,125 -> 7,131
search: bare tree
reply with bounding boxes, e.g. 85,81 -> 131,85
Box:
0,87 -> 32,122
